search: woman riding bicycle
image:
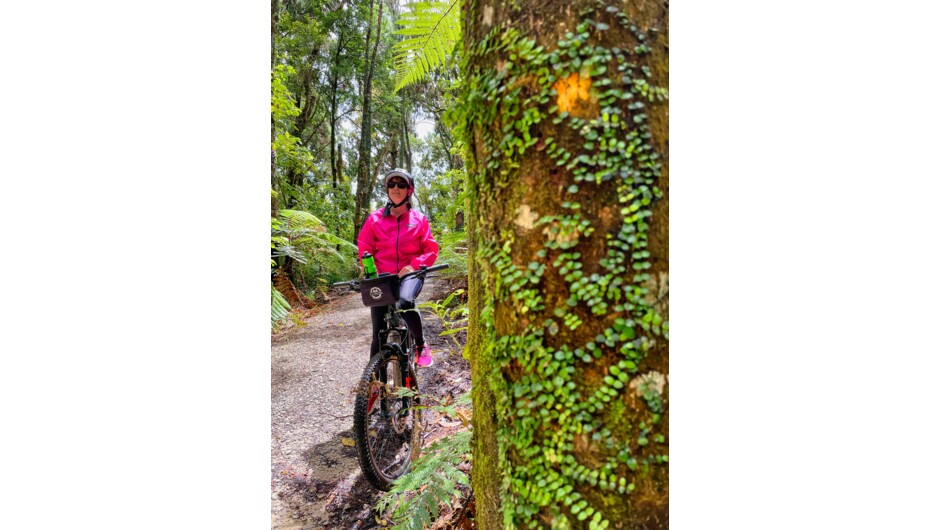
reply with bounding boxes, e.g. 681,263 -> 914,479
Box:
357,168 -> 439,367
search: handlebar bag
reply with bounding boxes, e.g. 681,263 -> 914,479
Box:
360,273 -> 400,307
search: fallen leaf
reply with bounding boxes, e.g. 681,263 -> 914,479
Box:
341,437 -> 356,447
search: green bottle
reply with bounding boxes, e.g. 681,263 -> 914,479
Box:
362,252 -> 377,278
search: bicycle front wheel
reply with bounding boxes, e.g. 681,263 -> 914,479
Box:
352,351 -> 422,490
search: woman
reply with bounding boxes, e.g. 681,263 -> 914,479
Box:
357,168 -> 439,367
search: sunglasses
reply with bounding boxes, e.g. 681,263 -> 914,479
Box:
387,180 -> 409,189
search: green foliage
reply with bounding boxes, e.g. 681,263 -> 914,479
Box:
276,209 -> 359,289
306,182 -> 356,243
456,1 -> 669,526
412,130 -> 467,229
418,287 -> 468,349
271,283 -> 291,329
271,64 -> 300,125
295,249 -> 360,295
392,0 -> 462,91
271,63 -> 314,177
376,429 -> 471,529
424,168 -> 467,231
271,0 -> 361,221
435,231 -> 469,279
271,215 -> 303,266
376,393 -> 472,529
278,210 -> 356,256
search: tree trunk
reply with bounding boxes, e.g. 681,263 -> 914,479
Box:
285,166 -> 302,209
329,26 -> 347,190
337,145 -> 344,184
293,66 -> 320,145
376,128 -> 399,178
402,107 -> 413,172
461,1 -> 669,528
271,0 -> 279,218
434,114 -> 458,170
389,126 -> 400,168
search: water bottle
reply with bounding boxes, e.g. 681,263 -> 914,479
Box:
362,252 -> 377,278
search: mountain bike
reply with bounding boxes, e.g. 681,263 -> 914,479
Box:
332,263 -> 449,490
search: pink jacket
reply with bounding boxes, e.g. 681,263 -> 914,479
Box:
357,208 -> 438,275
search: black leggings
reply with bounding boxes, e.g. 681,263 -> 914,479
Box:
370,276 -> 425,357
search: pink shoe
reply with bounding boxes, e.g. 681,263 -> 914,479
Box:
416,344 -> 433,368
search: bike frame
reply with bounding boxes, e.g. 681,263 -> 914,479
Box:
377,306 -> 417,392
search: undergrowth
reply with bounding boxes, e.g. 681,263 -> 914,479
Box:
375,392 -> 473,529
435,231 -> 469,280
418,288 -> 469,350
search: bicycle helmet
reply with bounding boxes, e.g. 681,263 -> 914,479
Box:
383,168 -> 414,189
383,168 -> 415,214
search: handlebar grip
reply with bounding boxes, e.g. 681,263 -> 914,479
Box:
424,263 -> 450,273
401,263 -> 450,280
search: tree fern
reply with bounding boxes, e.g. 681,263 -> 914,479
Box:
278,209 -> 327,232
392,0 -> 461,91
278,209 -> 358,258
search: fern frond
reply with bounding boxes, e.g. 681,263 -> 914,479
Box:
278,209 -> 327,231
271,283 -> 291,328
392,0 -> 461,91
276,209 -> 356,262
429,477 -> 452,507
415,502 -> 431,529
379,428 -> 473,529
316,231 -> 359,253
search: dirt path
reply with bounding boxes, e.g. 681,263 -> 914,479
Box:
271,277 -> 469,529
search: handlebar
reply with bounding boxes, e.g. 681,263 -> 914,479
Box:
331,263 -> 449,290
401,263 -> 449,280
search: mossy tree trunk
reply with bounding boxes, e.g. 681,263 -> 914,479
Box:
459,0 -> 668,528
